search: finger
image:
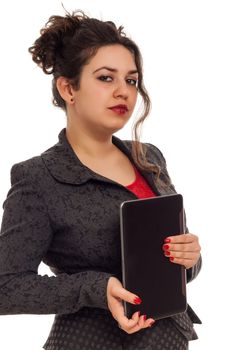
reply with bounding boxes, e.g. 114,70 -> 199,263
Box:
163,243 -> 201,255
119,314 -> 141,332
138,314 -> 146,327
138,315 -> 156,329
113,304 -> 141,331
111,284 -> 142,306
169,251 -> 200,260
121,315 -> 155,334
163,237 -> 201,254
132,310 -> 141,321
168,247 -> 200,259
165,233 -> 199,244
169,255 -> 200,269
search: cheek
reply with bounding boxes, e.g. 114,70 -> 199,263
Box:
131,91 -> 138,105
88,85 -> 110,101
96,84 -> 112,97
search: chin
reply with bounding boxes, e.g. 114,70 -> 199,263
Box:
108,123 -> 126,134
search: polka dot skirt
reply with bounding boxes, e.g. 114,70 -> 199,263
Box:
43,308 -> 193,350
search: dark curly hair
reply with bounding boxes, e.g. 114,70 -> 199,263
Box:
29,10 -> 167,184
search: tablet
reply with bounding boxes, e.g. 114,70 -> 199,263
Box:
120,194 -> 187,320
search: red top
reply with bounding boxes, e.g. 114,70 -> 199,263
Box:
126,166 -> 156,199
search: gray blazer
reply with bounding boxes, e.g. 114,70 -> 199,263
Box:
0,128 -> 201,344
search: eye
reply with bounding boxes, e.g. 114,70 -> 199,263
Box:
126,78 -> 138,86
98,75 -> 113,82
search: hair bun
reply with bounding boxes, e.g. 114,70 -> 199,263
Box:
28,13 -> 83,74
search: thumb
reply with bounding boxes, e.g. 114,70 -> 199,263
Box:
112,284 -> 142,306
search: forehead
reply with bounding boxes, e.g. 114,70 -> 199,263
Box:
87,44 -> 137,71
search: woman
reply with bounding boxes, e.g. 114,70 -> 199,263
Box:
0,10 -> 201,350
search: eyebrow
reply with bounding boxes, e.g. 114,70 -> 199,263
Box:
93,66 -> 138,75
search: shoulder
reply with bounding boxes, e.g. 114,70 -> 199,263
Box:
10,155 -> 48,186
122,139 -> 167,166
10,139 -> 60,183
144,142 -> 167,165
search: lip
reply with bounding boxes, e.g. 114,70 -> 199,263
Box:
108,104 -> 129,115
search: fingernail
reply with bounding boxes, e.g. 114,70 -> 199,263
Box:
163,244 -> 170,250
143,315 -> 147,321
137,311 -> 141,317
134,297 -> 142,305
149,320 -> 155,327
164,251 -> 171,256
170,257 -> 174,261
164,238 -> 171,243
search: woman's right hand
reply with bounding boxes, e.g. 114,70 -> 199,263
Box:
107,276 -> 155,334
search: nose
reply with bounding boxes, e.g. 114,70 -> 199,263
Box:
113,80 -> 129,100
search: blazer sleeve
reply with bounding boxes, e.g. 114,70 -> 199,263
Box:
146,143 -> 202,283
0,162 -> 113,315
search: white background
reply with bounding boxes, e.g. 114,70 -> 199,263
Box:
0,0 -> 232,349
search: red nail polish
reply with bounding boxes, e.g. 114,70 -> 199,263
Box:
164,238 -> 171,243
143,315 -> 147,321
164,251 -> 171,256
170,257 -> 174,261
134,297 -> 142,305
163,244 -> 170,250
137,311 -> 141,317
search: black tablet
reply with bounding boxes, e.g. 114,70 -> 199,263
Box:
120,194 -> 187,320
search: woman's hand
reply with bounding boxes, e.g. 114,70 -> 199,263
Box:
107,276 -> 155,333
163,233 -> 201,269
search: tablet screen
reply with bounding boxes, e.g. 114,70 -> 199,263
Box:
120,194 -> 187,319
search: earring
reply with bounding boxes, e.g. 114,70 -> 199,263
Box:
70,97 -> 74,103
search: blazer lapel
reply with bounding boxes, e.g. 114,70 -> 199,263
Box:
41,128 -> 162,195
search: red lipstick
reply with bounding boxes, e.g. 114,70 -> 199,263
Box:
109,104 -> 129,115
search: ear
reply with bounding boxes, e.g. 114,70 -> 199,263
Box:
56,77 -> 75,104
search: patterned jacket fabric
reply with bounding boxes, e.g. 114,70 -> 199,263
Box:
0,128 -> 201,348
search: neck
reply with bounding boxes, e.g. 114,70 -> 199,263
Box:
66,122 -> 116,159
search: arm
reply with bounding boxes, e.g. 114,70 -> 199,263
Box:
0,162 -> 112,315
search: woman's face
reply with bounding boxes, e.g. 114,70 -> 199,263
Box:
70,44 -> 139,136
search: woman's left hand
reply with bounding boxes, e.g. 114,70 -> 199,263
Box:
162,233 -> 201,269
